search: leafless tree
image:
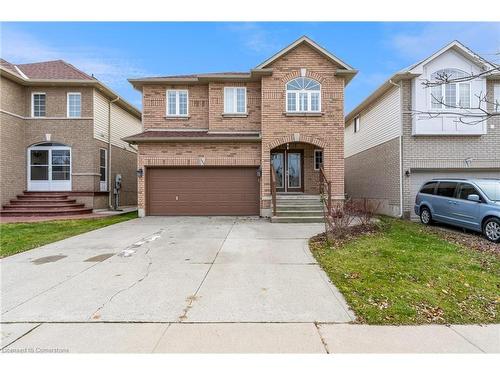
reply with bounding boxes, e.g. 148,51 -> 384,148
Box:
410,53 -> 500,126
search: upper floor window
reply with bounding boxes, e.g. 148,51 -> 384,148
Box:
286,77 -> 321,113
67,92 -> 81,118
494,83 -> 500,112
224,87 -> 247,114
354,116 -> 360,133
32,93 -> 46,117
430,69 -> 470,110
166,90 -> 188,117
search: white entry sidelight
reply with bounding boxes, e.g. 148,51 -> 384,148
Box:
27,143 -> 71,191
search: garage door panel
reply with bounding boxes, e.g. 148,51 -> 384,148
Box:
147,167 -> 260,216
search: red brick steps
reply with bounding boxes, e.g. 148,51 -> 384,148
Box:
1,192 -> 92,217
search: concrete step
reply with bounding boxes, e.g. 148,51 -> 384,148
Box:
16,195 -> 70,201
9,199 -> 78,205
0,207 -> 93,217
275,210 -> 323,217
276,204 -> 324,211
271,216 -> 324,223
3,203 -> 85,210
276,199 -> 323,206
276,194 -> 321,200
23,191 -> 72,195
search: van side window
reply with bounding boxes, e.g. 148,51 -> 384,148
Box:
420,181 -> 437,194
456,183 -> 480,201
436,182 -> 458,197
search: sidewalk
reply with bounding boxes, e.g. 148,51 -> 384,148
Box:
1,323 -> 498,353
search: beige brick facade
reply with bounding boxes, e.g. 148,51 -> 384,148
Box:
134,41 -> 349,217
345,137 -> 401,216
0,75 -> 140,208
401,78 -> 500,217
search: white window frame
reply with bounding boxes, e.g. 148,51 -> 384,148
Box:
354,116 -> 360,133
314,149 -> 323,171
429,69 -> 472,110
223,87 -> 247,114
99,148 -> 108,192
166,89 -> 189,117
494,83 -> 500,112
31,92 -> 46,118
67,92 -> 82,118
285,78 -> 321,113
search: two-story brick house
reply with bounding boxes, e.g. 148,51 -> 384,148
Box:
344,41 -> 500,219
0,59 -> 142,216
124,36 -> 356,219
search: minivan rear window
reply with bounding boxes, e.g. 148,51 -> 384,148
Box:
420,181 -> 437,194
436,182 -> 458,197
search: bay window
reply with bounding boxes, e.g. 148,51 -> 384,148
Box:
286,77 -> 321,113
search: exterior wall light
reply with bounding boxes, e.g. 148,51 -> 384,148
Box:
405,170 -> 411,177
136,168 -> 144,178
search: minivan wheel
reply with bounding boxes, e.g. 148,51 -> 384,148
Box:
420,207 -> 432,225
483,218 -> 500,243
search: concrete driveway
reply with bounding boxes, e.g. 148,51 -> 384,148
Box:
1,217 -> 354,323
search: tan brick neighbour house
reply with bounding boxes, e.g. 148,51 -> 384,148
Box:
0,59 -> 142,215
344,41 -> 500,219
125,37 -> 356,218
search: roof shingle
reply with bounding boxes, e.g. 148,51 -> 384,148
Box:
15,60 -> 94,80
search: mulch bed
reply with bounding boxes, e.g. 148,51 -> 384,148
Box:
310,223 -> 379,249
425,225 -> 500,256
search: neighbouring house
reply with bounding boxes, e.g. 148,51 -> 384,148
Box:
0,59 -> 142,216
124,36 -> 356,220
344,40 -> 500,219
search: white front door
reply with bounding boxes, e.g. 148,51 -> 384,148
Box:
28,144 -> 71,191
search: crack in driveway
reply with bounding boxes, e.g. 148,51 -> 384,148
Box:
89,247 -> 154,321
178,219 -> 237,321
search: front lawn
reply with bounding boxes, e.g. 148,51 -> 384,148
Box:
310,217 -> 500,325
0,211 -> 138,258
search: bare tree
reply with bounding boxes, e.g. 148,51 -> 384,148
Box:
410,53 -> 500,126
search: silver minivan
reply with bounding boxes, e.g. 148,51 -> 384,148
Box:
414,178 -> 500,243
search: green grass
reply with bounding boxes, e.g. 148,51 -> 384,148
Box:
310,217 -> 500,325
0,211 -> 138,258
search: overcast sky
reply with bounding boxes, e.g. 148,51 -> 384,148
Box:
1,22 -> 499,113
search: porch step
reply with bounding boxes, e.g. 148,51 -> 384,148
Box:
23,191 -> 72,195
3,203 -> 85,210
271,216 -> 324,223
9,199 -> 78,205
272,194 -> 324,223
17,194 -> 69,200
0,207 -> 92,217
275,210 -> 323,217
276,204 -> 323,211
1,192 -> 92,218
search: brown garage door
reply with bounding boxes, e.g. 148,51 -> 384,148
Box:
146,167 -> 260,216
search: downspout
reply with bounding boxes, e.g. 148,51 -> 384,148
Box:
389,79 -> 404,218
108,96 -> 119,209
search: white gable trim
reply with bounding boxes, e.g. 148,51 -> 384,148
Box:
407,40 -> 495,75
